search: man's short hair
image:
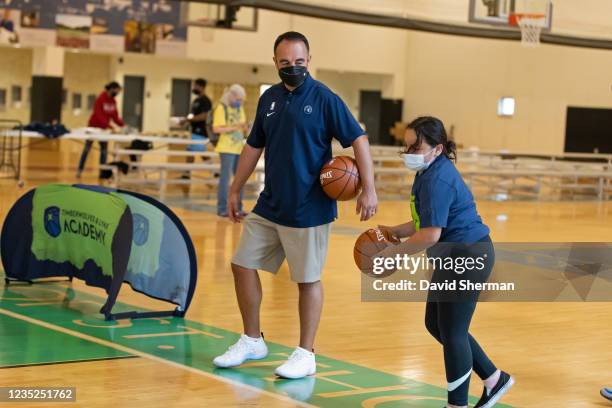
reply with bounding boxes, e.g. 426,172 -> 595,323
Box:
274,31 -> 310,54
194,78 -> 207,88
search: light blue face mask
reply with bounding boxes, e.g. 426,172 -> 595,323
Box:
402,148 -> 436,171
231,101 -> 242,109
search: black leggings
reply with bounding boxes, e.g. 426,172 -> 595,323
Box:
424,236 -> 497,406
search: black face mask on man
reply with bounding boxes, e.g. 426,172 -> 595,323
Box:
192,89 -> 201,96
278,65 -> 308,88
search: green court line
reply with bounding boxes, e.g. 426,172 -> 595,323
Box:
0,280 -> 513,408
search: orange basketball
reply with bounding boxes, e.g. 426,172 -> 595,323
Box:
353,228 -> 400,278
320,156 -> 361,201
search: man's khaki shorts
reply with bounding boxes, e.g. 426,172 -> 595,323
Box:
231,213 -> 332,283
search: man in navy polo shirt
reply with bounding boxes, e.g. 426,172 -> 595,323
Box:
213,31 -> 378,379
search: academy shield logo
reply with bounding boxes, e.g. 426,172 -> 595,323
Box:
44,206 -> 61,238
132,213 -> 149,246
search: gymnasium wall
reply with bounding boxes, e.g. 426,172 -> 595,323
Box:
403,31 -> 612,154
62,52 -> 112,130
2,6 -> 612,153
0,8 -> 404,133
0,47 -> 384,133
185,9 -> 408,101
108,52 -> 393,132
290,0 -> 612,41
108,4 -> 409,133
109,54 -> 278,132
315,70 -> 391,118
0,47 -> 32,124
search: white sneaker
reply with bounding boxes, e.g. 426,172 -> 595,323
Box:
213,334 -> 268,368
274,347 -> 316,379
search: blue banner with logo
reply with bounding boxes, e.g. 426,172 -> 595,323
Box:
1,184 -> 197,319
1,184 -> 132,317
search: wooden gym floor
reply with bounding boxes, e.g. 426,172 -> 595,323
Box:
1,156 -> 611,407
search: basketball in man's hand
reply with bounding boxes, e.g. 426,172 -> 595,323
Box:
320,156 -> 361,201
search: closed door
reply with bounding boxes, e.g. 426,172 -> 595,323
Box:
380,98 -> 403,146
122,75 -> 145,131
565,107 -> 612,153
359,90 -> 382,144
171,79 -> 192,117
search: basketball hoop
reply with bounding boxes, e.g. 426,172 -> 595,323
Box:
510,13 -> 547,47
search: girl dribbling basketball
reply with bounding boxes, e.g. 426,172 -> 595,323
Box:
378,116 -> 513,408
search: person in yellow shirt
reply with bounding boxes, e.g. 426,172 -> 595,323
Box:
213,84 -> 248,217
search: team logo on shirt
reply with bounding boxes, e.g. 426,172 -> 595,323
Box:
304,105 -> 313,115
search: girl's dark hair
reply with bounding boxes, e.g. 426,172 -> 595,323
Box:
104,81 -> 121,91
406,116 -> 457,162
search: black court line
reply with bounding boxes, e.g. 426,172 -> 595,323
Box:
0,355 -> 139,370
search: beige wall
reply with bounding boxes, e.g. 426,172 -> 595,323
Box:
3,6 -> 612,154
1,9 -> 408,133
62,52 -> 112,130
316,70 -> 391,118
110,54 -> 280,132
287,0 -> 612,40
0,47 -> 32,124
0,48 -> 112,129
403,31 -> 612,154
293,14 -> 407,98
113,8 -> 409,133
186,9 -> 408,99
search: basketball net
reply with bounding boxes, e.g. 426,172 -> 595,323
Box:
513,13 -> 547,47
